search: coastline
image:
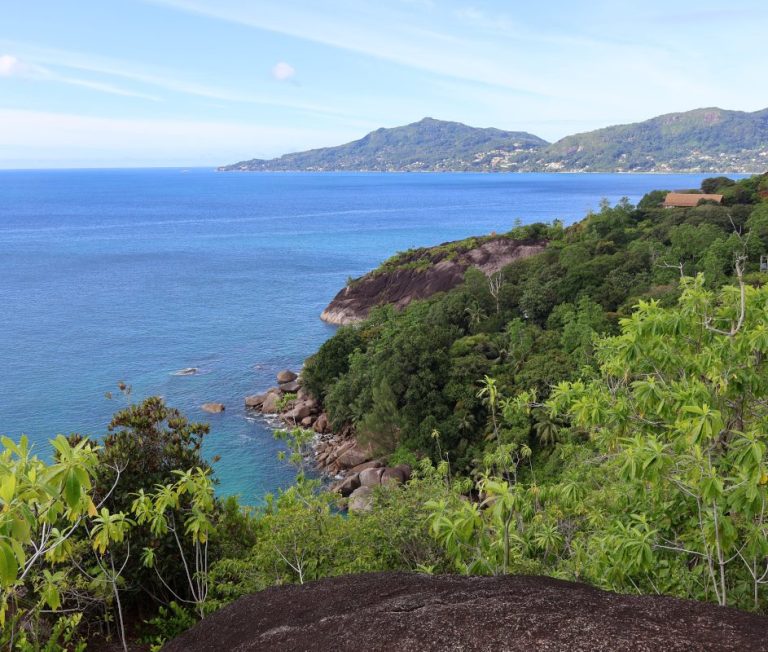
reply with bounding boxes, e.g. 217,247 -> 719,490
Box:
245,369 -> 411,511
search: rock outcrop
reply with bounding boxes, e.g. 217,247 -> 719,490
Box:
165,571 -> 768,651
321,236 -> 546,325
276,370 -> 298,384
243,370 -> 410,505
200,402 -> 225,413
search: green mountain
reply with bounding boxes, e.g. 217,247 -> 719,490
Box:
219,117 -> 548,172
540,107 -> 768,172
220,108 -> 768,173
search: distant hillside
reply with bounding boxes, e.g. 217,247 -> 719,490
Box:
540,107 -> 768,172
221,108 -> 768,173
219,117 -> 547,172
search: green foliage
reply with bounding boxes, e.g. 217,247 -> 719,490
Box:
0,435 -> 99,626
544,276 -> 768,608
302,325 -> 364,400
0,399 -> 220,649
276,392 -> 297,411
414,276 -> 768,611
207,465 -> 454,610
84,396 -> 213,613
701,176 -> 736,194
142,602 -> 196,652
309,176 -> 767,467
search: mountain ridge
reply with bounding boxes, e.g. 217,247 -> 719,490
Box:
220,107 -> 768,173
222,117 -> 546,172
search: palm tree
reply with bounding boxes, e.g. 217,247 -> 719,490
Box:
533,412 -> 559,446
465,302 -> 487,330
477,376 -> 500,444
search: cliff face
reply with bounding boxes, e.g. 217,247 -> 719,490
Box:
321,237 -> 546,325
165,572 -> 768,652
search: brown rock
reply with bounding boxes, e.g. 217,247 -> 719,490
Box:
335,442 -> 372,470
261,391 -> 282,414
286,402 -> 313,422
359,467 -> 385,487
244,393 -> 266,409
348,486 -> 373,513
325,440 -> 354,464
381,467 -> 406,486
349,460 -> 384,474
276,370 -> 298,384
201,402 -> 225,413
301,416 -> 314,428
333,473 -> 361,497
393,464 -> 412,482
313,413 -> 330,434
279,380 -> 301,393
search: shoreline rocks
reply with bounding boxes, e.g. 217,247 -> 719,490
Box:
276,369 -> 298,384
244,369 -> 411,507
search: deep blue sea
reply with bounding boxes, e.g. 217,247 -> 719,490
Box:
0,170 -> 730,503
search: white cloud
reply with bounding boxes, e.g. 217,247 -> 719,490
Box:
0,53 -> 46,78
271,61 -> 295,81
0,54 -> 23,76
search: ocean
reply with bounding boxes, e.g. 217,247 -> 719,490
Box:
0,169 -> 729,503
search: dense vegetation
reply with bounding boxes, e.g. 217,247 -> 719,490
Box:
304,173 -> 768,467
3,173 -> 768,649
221,108 -> 768,173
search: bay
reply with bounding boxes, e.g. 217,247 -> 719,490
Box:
0,169 -> 733,503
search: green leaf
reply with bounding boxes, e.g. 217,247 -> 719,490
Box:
0,473 -> 16,504
64,469 -> 81,510
0,540 -> 19,586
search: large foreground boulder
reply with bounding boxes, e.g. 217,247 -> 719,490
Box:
165,572 -> 768,651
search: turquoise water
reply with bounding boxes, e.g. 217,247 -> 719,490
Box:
0,170 -> 727,503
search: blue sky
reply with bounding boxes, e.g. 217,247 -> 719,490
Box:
1,0 -> 766,167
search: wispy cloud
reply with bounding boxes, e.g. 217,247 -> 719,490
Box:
0,41 -> 368,121
141,0 -> 711,108
142,0 -> 553,96
0,52 -> 161,100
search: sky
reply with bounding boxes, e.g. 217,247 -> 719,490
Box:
1,0 -> 767,168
